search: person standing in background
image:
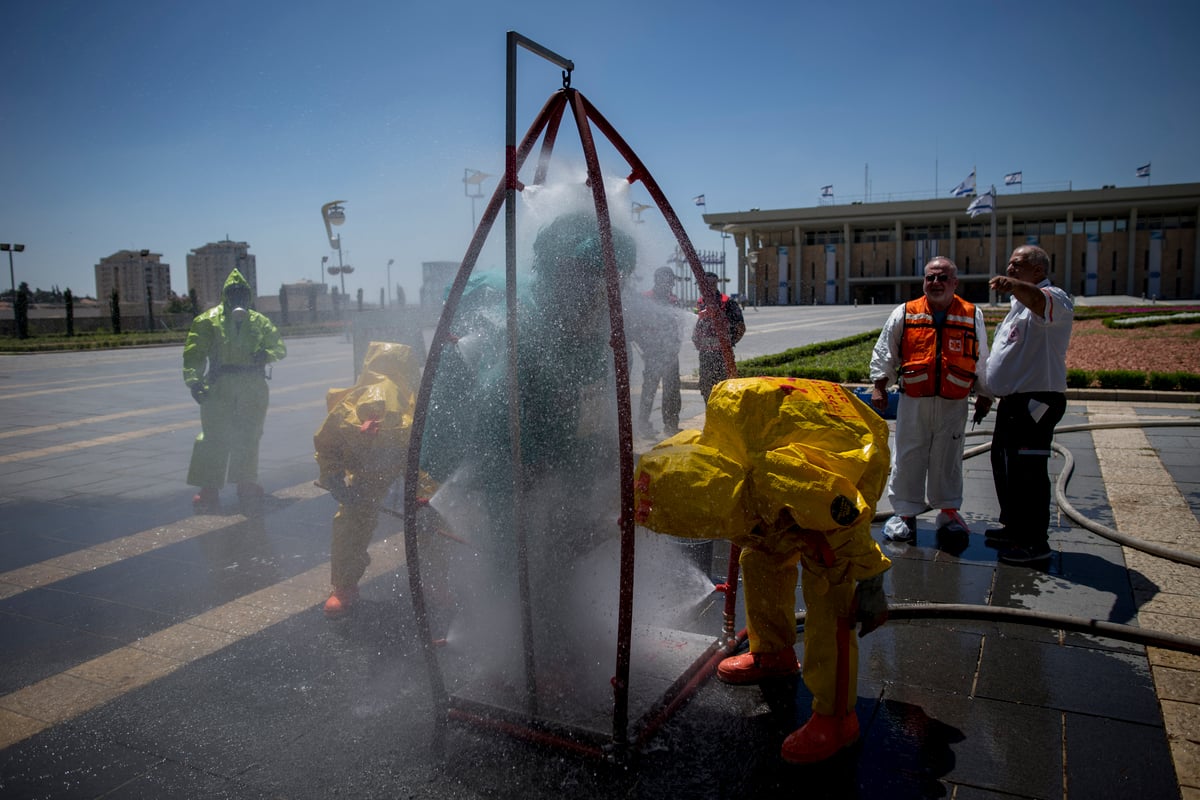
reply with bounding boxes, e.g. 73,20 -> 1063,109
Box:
183,269 -> 286,514
870,257 -> 992,543
984,245 -> 1074,565
633,266 -> 683,437
692,271 -> 745,401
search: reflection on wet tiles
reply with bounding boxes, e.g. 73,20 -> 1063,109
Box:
878,682 -> 1063,797
976,635 -> 1160,724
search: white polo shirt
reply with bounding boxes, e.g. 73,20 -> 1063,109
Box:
986,280 -> 1074,397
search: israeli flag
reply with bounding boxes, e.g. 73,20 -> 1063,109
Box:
1004,171 -> 1023,185
966,186 -> 995,217
693,194 -> 706,206
820,185 -> 833,197
951,169 -> 976,197
1136,163 -> 1151,178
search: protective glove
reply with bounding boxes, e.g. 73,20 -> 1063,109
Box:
252,350 -> 270,367
189,383 -> 208,404
853,574 -> 888,638
321,473 -> 354,505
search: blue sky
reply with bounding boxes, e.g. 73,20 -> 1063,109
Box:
2,0 -> 1197,301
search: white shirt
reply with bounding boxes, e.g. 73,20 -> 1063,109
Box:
986,280 -> 1074,396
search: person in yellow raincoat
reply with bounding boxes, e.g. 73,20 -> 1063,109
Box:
634,376 -> 891,763
183,269 -> 286,513
313,341 -> 424,618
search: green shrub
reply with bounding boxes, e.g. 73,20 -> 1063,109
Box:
1095,370 -> 1146,390
1147,372 -> 1182,391
1179,373 -> 1200,391
1066,369 -> 1092,388
1105,312 -> 1200,329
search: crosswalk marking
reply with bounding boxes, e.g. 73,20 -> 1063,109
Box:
0,489 -> 406,751
0,390 -> 330,464
0,481 -> 325,600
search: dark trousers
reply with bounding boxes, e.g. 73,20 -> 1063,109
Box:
639,350 -> 681,428
990,392 -> 1067,546
698,350 -> 730,401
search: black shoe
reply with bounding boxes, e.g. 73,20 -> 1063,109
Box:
998,544 -> 1052,565
984,526 -> 1021,543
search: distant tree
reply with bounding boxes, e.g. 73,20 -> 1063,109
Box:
166,292 -> 192,314
331,287 -> 340,314
64,288 -> 75,337
279,283 -> 289,326
396,284 -> 406,307
110,288 -> 121,334
356,287 -> 364,312
188,287 -> 200,316
14,282 -> 30,339
308,283 -> 318,322
379,287 -> 385,308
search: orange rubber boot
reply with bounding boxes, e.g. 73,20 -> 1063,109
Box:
716,649 -> 799,685
192,487 -> 219,514
780,712 -> 860,764
323,585 -> 360,619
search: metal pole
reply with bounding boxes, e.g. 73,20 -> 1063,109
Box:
338,247 -> 345,295
504,29 -> 575,720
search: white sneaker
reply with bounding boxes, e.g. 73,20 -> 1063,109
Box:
883,515 -> 917,542
935,509 -> 970,535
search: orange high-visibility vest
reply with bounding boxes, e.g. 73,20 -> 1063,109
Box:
899,296 -> 980,399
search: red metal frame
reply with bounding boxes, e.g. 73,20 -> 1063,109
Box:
402,41 -> 742,761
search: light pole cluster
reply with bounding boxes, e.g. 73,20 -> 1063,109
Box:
320,201 -> 353,296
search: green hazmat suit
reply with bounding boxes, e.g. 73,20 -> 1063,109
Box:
183,269 -> 286,490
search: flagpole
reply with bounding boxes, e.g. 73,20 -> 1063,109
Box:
990,185 -> 997,277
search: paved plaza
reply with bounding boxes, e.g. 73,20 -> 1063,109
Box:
1,306 -> 1198,798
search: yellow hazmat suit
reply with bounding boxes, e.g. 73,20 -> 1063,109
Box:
313,342 -> 427,591
634,377 -> 891,720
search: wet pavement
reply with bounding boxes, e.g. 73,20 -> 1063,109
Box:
1,321 -> 1199,799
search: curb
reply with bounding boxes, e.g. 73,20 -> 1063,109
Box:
678,378 -> 1200,404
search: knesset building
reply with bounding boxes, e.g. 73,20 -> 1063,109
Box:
704,182 -> 1200,305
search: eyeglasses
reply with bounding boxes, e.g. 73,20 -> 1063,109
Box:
924,274 -> 951,283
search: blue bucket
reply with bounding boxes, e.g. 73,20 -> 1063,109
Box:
851,387 -> 898,420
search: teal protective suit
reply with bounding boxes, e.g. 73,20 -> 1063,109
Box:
183,269 -> 287,489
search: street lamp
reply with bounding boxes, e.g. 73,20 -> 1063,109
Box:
1,243 -> 25,327
140,249 -> 154,332
386,258 -> 394,307
320,200 -> 353,296
463,169 -> 493,231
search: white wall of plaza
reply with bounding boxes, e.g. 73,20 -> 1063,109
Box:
705,182 -> 1200,305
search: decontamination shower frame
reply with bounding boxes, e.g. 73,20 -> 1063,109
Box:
400,32 -> 743,760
